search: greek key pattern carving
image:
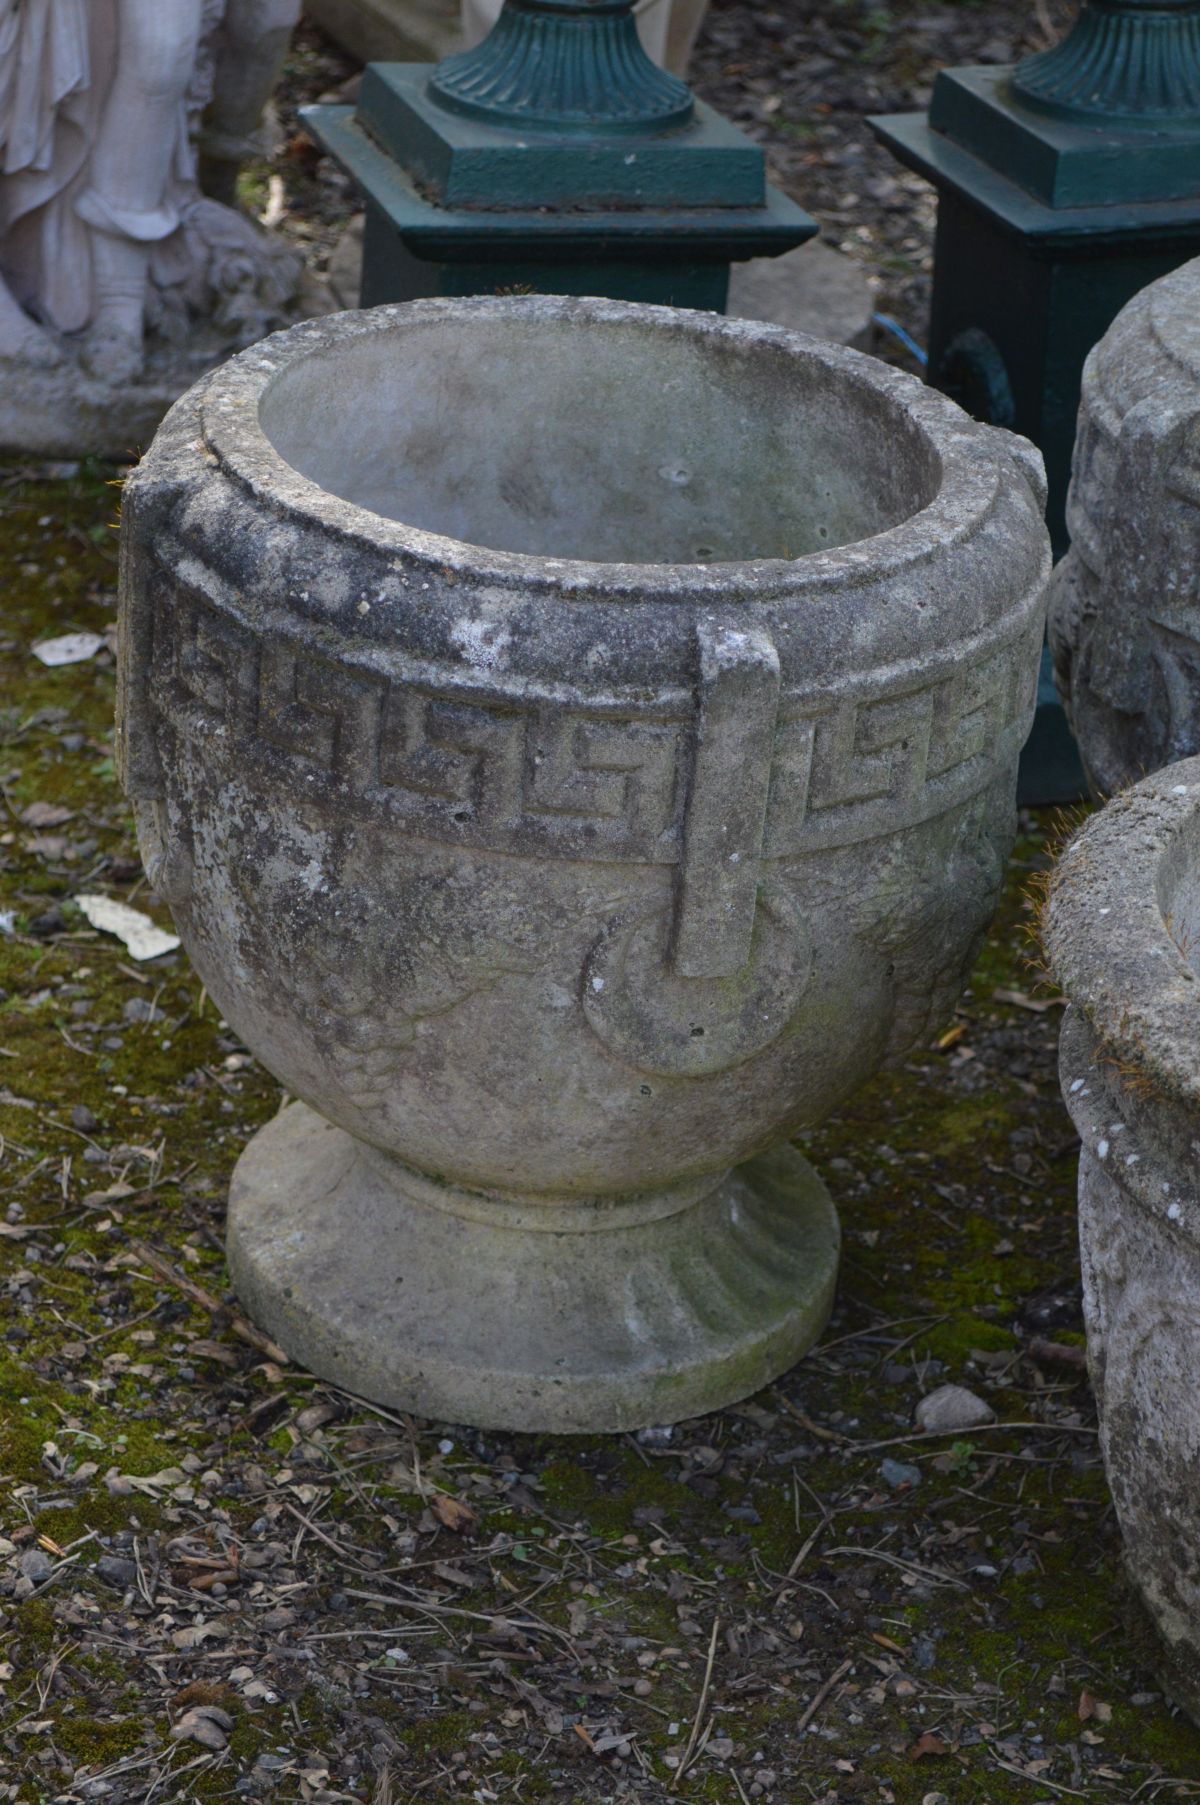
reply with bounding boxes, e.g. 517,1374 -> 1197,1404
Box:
143,583 -> 1039,863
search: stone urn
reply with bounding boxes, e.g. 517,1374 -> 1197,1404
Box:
1049,255 -> 1200,796
117,295 -> 1049,1431
1045,759 -> 1200,1723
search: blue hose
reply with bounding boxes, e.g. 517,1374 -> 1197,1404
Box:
872,312 -> 928,368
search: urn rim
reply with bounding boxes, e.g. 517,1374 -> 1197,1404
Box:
1046,756 -> 1200,1117
1080,252 -> 1200,440
195,292 -> 1041,606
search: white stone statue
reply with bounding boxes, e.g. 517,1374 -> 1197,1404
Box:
0,0 -> 302,449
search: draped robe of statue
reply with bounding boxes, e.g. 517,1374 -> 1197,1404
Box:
0,0 -> 300,383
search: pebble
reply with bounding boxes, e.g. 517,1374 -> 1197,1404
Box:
880,1457 -> 921,1490
96,1554 -> 138,1589
915,1383 -> 996,1434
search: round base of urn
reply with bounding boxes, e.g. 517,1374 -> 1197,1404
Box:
227,1101 -> 840,1432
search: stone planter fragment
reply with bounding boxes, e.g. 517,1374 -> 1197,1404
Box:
117,295 -> 1050,1431
1049,255 -> 1200,796
1046,759 -> 1200,1723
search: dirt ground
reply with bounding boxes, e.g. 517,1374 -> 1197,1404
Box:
3,3 -> 1200,1803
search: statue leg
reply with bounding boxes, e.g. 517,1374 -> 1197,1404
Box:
0,272 -> 64,367
200,0 -> 302,206
77,0 -> 204,382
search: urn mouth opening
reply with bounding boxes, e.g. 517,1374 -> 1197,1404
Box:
256,307 -> 943,567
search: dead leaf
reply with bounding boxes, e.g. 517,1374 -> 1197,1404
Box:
170,1703 -> 233,1750
1078,1689 -> 1112,1723
186,1338 -> 241,1369
74,893 -> 180,961
907,1732 -> 950,1761
433,1561 -> 474,1588
32,631 -> 104,667
432,1493 -> 476,1534
25,835 -> 69,861
20,801 -> 74,828
171,1622 -> 228,1650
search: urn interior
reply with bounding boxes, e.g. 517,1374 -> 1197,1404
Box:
257,309 -> 942,564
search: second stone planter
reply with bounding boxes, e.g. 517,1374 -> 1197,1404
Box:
118,296 -> 1049,1430
1048,254 -> 1200,796
1046,760 -> 1200,1723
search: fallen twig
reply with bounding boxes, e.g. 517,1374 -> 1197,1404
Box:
775,1398 -> 855,1443
825,1545 -> 970,1592
670,1616 -> 720,1792
796,1657 -> 853,1734
842,1420 -> 1097,1455
127,1237 -> 289,1365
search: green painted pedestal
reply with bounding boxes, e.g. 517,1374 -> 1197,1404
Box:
871,0 -> 1200,802
872,81 -> 1200,553
305,0 -> 816,313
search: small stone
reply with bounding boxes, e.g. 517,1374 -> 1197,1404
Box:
96,1554 -> 138,1589
17,1548 -> 53,1584
71,1104 -> 99,1132
915,1384 -> 996,1434
880,1457 -> 921,1490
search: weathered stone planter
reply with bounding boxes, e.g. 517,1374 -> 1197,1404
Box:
1046,759 -> 1200,1723
118,296 -> 1049,1431
1049,255 -> 1200,796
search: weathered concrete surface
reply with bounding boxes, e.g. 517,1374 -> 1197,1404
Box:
1047,759 -> 1200,1724
1048,255 -> 1200,797
228,1102 -> 839,1430
727,242 -> 875,349
118,294 -> 1049,1429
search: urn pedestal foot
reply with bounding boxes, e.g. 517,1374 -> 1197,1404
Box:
226,1101 -> 840,1432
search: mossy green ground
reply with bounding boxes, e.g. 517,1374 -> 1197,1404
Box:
1,459 -> 1199,1803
